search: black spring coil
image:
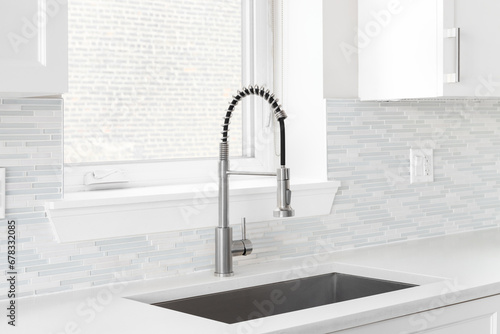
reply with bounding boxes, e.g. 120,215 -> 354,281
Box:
220,85 -> 288,166
221,85 -> 287,143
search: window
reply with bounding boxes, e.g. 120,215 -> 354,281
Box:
64,0 -> 274,192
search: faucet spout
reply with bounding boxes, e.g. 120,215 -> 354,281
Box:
215,85 -> 294,277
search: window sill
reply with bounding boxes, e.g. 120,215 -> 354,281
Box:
46,179 -> 340,243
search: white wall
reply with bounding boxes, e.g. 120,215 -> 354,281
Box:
283,0 -> 328,180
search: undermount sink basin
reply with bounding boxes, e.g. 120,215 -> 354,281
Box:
152,273 -> 417,324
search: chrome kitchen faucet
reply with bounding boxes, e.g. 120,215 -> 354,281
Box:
215,85 -> 294,277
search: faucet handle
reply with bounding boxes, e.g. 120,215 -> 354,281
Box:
241,217 -> 247,240
232,217 -> 253,257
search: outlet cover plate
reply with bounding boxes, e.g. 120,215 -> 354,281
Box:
410,148 -> 434,184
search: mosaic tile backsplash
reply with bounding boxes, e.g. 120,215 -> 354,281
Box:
1,98 -> 500,299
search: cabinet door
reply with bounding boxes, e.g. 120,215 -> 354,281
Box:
358,0 -> 500,100
332,294 -> 500,334
358,0 -> 442,100
443,0 -> 500,97
0,0 -> 68,96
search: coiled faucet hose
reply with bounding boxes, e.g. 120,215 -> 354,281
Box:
221,85 -> 288,166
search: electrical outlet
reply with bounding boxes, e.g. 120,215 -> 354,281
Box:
410,149 -> 434,184
0,168 -> 5,219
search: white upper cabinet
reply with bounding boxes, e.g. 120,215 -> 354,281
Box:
358,0 -> 500,100
0,0 -> 68,97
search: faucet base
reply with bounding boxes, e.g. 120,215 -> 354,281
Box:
214,272 -> 234,278
214,227 -> 233,277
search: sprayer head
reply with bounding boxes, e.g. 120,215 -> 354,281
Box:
274,167 -> 295,218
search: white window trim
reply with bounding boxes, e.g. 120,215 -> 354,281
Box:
64,0 -> 275,194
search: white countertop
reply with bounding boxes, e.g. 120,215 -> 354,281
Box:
3,228 -> 500,334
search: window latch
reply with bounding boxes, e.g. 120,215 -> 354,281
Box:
84,169 -> 129,189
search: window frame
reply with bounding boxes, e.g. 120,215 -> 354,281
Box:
47,0 -> 340,243
63,0 -> 275,193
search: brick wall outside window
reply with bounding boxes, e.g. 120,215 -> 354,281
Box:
64,0 -> 243,163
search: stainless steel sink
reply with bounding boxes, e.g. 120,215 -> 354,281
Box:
152,273 -> 416,324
